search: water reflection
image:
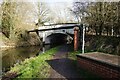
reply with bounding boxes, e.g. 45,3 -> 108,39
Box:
1,45 -> 51,74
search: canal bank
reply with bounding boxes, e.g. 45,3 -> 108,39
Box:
1,44 -> 56,74
2,46 -> 59,79
2,44 -> 101,80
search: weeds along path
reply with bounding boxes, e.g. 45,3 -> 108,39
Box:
47,44 -> 83,79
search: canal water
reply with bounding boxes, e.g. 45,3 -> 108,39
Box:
1,45 -> 54,74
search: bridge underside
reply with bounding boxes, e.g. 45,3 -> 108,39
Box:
45,33 -> 73,45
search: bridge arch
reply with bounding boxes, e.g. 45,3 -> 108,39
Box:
45,33 -> 73,45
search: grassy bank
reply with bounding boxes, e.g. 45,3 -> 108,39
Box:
68,50 -> 95,60
4,46 -> 59,79
68,51 -> 80,60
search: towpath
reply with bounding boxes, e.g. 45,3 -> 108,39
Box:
47,44 -> 83,79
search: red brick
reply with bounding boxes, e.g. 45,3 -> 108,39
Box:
77,57 -> 120,78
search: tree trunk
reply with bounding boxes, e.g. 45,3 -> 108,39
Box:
95,28 -> 98,36
99,23 -> 103,36
106,28 -> 109,36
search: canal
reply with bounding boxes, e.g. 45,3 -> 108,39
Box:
1,45 -> 55,74
1,33 -> 72,77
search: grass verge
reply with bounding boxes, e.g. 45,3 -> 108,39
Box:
68,50 -> 95,60
6,46 -> 59,79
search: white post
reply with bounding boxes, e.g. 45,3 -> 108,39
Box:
82,25 -> 85,54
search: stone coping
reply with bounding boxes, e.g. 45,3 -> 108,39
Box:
76,52 -> 120,68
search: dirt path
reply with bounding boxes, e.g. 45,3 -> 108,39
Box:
47,44 -> 83,79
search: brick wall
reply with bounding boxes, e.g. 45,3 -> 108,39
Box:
77,56 -> 120,79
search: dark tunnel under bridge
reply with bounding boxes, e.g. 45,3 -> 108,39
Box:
44,33 -> 74,45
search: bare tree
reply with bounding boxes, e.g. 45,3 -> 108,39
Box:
70,1 -> 89,23
85,2 -> 119,36
33,2 -> 50,26
49,3 -> 75,24
71,1 -> 119,36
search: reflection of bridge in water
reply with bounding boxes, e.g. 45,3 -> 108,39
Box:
28,23 -> 81,45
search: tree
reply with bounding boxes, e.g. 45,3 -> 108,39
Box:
83,2 -> 119,36
70,1 -> 89,23
1,1 -> 36,39
0,3 -> 2,31
33,2 -> 50,26
52,7 -> 75,23
1,1 -> 16,38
